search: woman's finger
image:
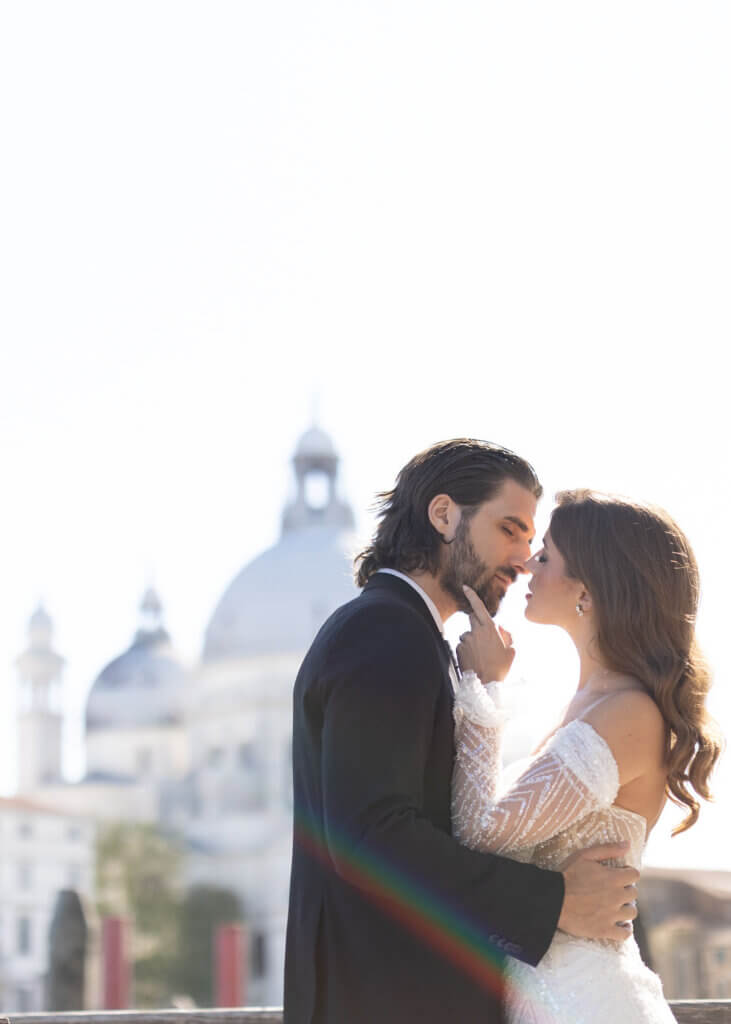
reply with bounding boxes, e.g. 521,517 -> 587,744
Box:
462,584 -> 490,626
498,626 -> 513,647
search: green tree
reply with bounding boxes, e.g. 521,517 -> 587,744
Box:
95,822 -> 183,1007
174,885 -> 244,1007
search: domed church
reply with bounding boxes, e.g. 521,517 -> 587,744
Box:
182,425 -> 357,1004
17,425 -> 359,1006
25,589 -> 190,824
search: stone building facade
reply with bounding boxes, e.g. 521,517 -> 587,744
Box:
16,425 -> 358,1007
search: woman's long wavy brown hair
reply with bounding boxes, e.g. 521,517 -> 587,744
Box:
550,489 -> 723,835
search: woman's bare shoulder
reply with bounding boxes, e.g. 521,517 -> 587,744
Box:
582,685 -> 666,784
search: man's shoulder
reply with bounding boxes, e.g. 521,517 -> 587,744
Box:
316,579 -> 441,657
296,581 -> 447,697
338,577 -> 435,629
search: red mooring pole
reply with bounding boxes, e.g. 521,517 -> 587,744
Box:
102,916 -> 131,1009
214,923 -> 247,1007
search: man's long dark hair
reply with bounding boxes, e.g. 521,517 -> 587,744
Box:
354,439 -> 542,587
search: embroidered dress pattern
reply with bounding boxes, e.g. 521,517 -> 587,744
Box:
452,671 -> 675,1024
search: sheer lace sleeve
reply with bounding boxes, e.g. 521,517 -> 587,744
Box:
451,670 -> 507,838
452,679 -> 620,858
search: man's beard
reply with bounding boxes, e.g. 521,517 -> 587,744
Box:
439,518 -> 515,616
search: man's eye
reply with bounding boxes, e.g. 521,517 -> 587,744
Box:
502,526 -> 514,538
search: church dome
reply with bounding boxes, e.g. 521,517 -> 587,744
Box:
203,426 -> 358,662
85,589 -> 186,731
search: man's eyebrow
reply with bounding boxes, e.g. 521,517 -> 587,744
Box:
504,515 -> 532,536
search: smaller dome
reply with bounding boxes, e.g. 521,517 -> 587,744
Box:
86,591 -> 186,732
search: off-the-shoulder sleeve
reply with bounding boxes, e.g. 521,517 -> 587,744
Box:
452,682 -> 619,858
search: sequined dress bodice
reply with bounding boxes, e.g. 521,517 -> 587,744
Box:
451,672 -> 674,1024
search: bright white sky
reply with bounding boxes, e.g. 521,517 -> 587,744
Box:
0,1 -> 729,870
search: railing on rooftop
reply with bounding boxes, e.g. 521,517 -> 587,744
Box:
4,1005 -> 731,1023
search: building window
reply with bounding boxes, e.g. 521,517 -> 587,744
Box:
18,820 -> 33,839
188,789 -> 201,818
251,931 -> 267,979
136,748 -> 153,774
17,986 -> 33,1012
228,742 -> 265,812
304,471 -> 330,510
18,862 -> 32,890
238,742 -> 256,770
68,864 -> 82,888
716,947 -> 727,964
67,824 -> 82,841
208,747 -> 225,769
17,916 -> 32,955
674,948 -> 693,997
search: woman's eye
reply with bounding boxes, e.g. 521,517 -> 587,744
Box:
537,554 -> 548,564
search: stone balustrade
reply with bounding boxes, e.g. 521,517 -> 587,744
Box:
4,1004 -> 731,1023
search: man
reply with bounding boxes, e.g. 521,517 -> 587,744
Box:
284,439 -> 638,1024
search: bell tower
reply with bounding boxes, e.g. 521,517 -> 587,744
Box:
16,604 -> 65,791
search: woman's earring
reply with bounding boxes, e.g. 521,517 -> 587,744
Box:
576,603 -> 584,617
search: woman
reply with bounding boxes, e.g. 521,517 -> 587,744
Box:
452,489 -> 722,1023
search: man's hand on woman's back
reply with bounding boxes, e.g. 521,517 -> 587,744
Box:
558,842 -> 639,942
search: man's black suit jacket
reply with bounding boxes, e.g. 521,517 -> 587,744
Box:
284,571 -> 564,1024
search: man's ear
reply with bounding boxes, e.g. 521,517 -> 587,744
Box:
427,494 -> 461,542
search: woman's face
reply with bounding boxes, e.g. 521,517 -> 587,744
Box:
524,528 -> 584,627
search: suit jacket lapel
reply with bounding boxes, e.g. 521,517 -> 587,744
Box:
363,573 -> 455,702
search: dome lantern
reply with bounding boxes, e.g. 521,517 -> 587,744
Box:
135,586 -> 167,644
282,425 -> 354,534
28,604 -> 53,651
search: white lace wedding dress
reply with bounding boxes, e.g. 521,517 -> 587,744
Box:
452,672 -> 675,1024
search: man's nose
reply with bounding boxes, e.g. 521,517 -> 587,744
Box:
512,543 -> 533,574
